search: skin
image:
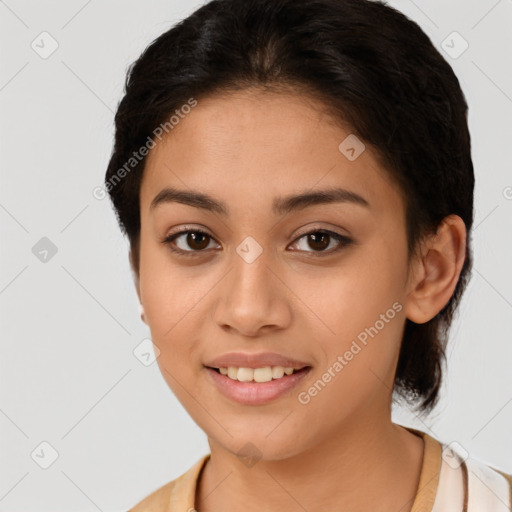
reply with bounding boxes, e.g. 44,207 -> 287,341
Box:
130,88 -> 466,512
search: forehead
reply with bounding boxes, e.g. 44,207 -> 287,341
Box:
140,90 -> 403,217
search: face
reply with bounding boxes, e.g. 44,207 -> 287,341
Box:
135,89 -> 415,460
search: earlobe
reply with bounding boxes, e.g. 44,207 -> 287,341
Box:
140,303 -> 147,324
404,215 -> 467,324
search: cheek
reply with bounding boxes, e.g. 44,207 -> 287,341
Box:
139,242 -> 196,347
142,268 -> 206,402
138,242 -> 224,382
297,251 -> 404,336
294,247 -> 407,382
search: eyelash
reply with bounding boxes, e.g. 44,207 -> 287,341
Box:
161,227 -> 353,258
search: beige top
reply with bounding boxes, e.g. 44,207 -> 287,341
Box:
128,426 -> 512,511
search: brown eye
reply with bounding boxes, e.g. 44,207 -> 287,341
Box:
307,232 -> 330,251
182,231 -> 211,251
164,230 -> 218,254
291,230 -> 352,255
163,228 -> 352,258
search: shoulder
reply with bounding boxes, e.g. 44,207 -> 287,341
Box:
128,479 -> 178,512
127,454 -> 210,512
405,426 -> 511,511
436,441 -> 511,511
464,456 -> 512,511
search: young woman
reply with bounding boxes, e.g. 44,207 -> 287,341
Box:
104,0 -> 512,510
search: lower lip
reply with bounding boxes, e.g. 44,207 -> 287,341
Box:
205,366 -> 312,405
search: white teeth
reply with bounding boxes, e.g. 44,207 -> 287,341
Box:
272,366 -> 285,379
217,366 -> 301,382
237,367 -> 254,382
253,367 -> 273,382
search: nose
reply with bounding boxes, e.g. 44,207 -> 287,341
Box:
212,243 -> 293,337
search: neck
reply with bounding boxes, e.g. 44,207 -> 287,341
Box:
195,415 -> 424,512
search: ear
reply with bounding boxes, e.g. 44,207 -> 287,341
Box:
129,249 -> 141,302
404,214 -> 467,324
129,249 -> 147,324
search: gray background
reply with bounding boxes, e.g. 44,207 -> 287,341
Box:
0,0 -> 511,510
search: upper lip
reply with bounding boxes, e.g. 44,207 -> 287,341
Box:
204,352 -> 311,369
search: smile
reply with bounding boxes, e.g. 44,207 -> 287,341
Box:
215,366 -> 302,382
205,365 -> 312,405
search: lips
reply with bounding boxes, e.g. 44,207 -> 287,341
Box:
205,365 -> 312,405
204,351 -> 311,370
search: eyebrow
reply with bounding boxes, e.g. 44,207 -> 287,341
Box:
150,186 -> 370,216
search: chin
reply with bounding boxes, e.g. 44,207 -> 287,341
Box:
208,422 -> 312,463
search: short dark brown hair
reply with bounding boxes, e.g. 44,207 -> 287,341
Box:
105,0 -> 474,414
